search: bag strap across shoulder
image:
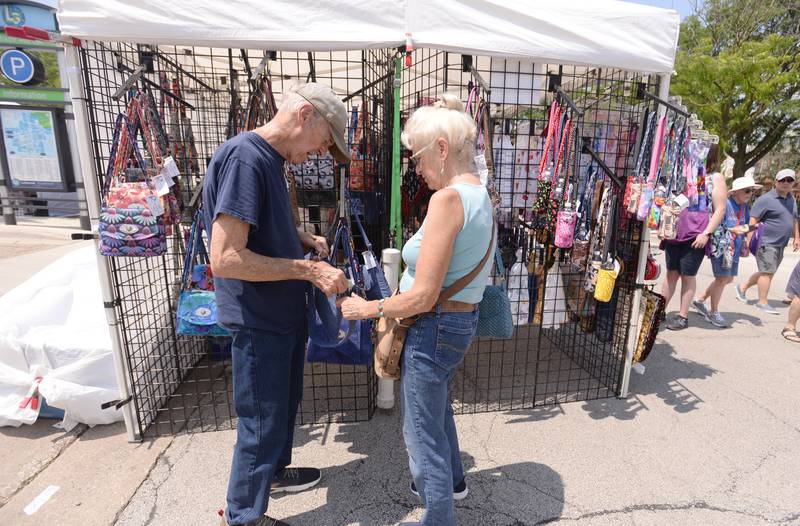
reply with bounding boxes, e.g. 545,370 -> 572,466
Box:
437,216 -> 497,304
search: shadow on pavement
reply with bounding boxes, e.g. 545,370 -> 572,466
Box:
579,340 -> 717,421
280,415 -> 564,525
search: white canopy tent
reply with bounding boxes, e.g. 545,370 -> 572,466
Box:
58,0 -> 679,74
54,0 -> 680,440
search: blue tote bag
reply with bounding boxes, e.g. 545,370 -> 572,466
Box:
307,218 -> 373,365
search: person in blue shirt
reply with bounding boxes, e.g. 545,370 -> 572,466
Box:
205,83 -> 350,526
735,168 -> 799,314
692,176 -> 760,327
340,94 -> 494,526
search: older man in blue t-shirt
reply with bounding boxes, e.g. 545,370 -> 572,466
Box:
204,83 -> 350,526
736,168 -> 799,315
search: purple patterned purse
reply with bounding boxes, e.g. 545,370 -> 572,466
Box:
99,114 -> 167,257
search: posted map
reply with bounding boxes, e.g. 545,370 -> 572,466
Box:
1,108 -> 61,188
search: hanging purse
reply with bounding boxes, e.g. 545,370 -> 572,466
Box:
99,113 -> 167,257
175,211 -> 230,336
658,198 -> 681,240
349,200 -> 391,301
476,247 -> 514,338
634,290 -> 666,363
531,102 -> 560,230
374,223 -> 497,379
134,92 -> 182,231
594,195 -> 620,303
307,218 -> 373,366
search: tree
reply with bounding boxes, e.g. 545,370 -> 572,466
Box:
671,0 -> 800,178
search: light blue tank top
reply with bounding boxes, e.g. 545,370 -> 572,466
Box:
399,183 -> 495,304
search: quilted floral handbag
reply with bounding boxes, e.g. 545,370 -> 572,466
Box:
99,114 -> 167,257
175,211 -> 229,337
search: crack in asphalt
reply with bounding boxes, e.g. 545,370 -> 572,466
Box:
109,434 -> 177,526
556,500 -> 799,524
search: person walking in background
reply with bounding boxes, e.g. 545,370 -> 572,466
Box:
662,144 -> 727,330
782,259 -> 800,343
736,168 -> 799,315
692,175 -> 760,327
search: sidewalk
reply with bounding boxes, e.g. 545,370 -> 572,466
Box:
0,232 -> 798,525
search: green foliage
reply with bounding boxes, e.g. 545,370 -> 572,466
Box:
671,0 -> 799,177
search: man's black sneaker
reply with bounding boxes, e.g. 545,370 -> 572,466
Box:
218,509 -> 289,526
410,478 -> 468,500
665,315 -> 689,331
271,467 -> 321,494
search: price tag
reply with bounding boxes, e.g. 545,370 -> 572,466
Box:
475,154 -> 488,173
159,167 -> 176,187
152,174 -> 171,196
146,194 -> 165,216
163,156 -> 181,178
362,251 -> 378,270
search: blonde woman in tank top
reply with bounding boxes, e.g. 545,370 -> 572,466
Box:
340,95 -> 494,526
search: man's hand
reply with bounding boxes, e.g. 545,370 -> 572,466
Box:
730,225 -> 748,236
310,260 -> 348,295
298,231 -> 330,258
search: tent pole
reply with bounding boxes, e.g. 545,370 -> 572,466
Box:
63,42 -> 140,442
391,56 -> 403,250
618,73 -> 672,399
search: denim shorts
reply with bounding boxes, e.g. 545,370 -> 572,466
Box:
710,252 -> 740,277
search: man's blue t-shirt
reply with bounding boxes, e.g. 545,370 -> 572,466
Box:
203,132 -> 307,333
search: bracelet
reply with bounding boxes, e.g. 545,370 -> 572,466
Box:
377,299 -> 386,318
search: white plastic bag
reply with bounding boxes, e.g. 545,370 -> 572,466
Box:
507,248 -> 530,326
0,247 -> 123,430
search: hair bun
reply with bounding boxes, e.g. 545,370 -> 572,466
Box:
433,93 -> 465,112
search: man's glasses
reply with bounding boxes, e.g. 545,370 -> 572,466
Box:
779,178 -> 796,184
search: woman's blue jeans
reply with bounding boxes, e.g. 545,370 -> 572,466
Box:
401,307 -> 479,526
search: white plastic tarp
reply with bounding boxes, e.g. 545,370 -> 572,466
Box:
58,0 -> 679,73
0,246 -> 124,430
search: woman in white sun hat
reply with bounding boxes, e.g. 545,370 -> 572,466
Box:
692,175 -> 761,327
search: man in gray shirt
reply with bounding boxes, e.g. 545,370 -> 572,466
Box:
736,168 -> 799,314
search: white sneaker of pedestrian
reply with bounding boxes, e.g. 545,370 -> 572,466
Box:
755,303 -> 779,315
734,285 -> 748,303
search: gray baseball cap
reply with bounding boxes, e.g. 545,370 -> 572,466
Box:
294,83 -> 351,164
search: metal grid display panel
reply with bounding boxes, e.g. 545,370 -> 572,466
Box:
399,51 -> 659,413
80,42 -> 391,437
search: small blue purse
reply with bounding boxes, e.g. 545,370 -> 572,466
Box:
175,211 -> 230,337
476,249 -> 514,339
307,218 -> 373,365
349,200 -> 391,301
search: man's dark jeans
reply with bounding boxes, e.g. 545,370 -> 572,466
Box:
225,327 -> 305,525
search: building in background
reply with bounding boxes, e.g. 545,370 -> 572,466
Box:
0,1 -> 89,228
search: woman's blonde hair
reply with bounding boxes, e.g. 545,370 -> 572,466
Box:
401,93 -> 477,168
